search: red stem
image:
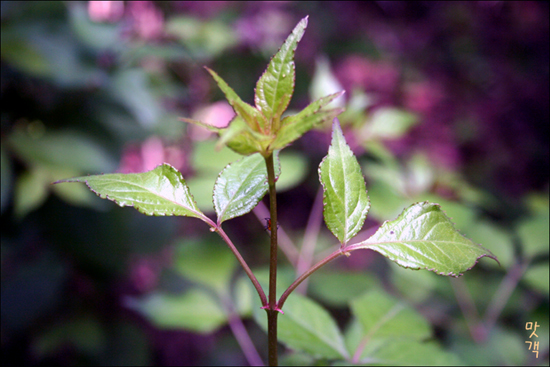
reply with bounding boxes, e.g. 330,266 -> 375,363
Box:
201,215 -> 268,307
278,248 -> 345,310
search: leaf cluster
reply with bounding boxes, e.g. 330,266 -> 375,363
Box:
53,16 -> 499,366
181,17 -> 344,157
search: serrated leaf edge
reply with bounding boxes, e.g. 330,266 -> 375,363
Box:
212,152 -> 281,225
271,107 -> 344,151
213,155 -> 267,224
179,117 -> 223,132
254,16 -> 308,126
346,201 -> 499,277
205,67 -> 266,132
319,119 -> 370,245
54,163 -> 205,219
280,91 -> 345,129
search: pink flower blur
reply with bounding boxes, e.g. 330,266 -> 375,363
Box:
196,101 -> 235,128
88,1 -> 124,23
189,101 -> 235,140
118,136 -> 187,174
128,1 -> 164,41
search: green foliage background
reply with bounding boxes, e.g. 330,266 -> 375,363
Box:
1,2 -> 548,365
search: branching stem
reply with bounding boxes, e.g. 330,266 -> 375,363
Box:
278,248 -> 345,310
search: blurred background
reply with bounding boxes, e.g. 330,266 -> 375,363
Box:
1,1 -> 548,365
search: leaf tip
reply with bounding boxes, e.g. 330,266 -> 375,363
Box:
52,177 -> 84,185
476,250 -> 500,267
203,66 -> 216,77
446,251 -> 500,277
330,117 -> 345,142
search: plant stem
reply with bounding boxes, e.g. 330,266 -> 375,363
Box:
483,258 -> 530,335
450,277 -> 485,343
278,248 -> 345,310
220,293 -> 264,366
203,215 -> 268,307
295,187 -> 324,294
253,202 -> 300,266
265,153 -> 279,366
352,303 -> 404,363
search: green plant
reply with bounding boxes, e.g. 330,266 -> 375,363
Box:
55,17 -> 498,366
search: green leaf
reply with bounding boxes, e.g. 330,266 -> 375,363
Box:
309,56 -> 346,109
523,263 -> 549,294
286,91 -> 345,125
465,219 -> 514,269
451,326 -> 528,366
357,339 -> 461,366
271,108 -> 342,151
191,140 -> 243,174
1,15 -> 103,87
68,2 -> 120,50
8,127 -> 116,173
365,179 -> 409,222
54,164 -> 205,220
49,167 -> 107,210
319,119 -> 370,245
1,34 -> 52,76
34,315 -> 105,357
345,315 -> 461,365
517,210 -> 549,258
205,67 -> 266,132
362,107 -> 418,140
109,69 -> 162,128
186,176 -> 217,213
276,151 -> 308,192
166,16 -> 237,59
390,261 -> 439,303
14,166 -> 50,219
13,164 -> 103,219
277,294 -> 349,360
347,202 -> 498,276
417,194 -> 476,231
278,352 -> 316,366
179,116 -> 222,133
213,152 -> 280,224
186,140 -> 243,212
309,271 -> 380,307
180,115 -> 269,156
173,239 -> 237,295
220,116 -> 271,156
254,16 -> 308,129
350,290 -> 431,343
233,275 -> 254,317
271,92 -> 344,150
125,289 -> 226,333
